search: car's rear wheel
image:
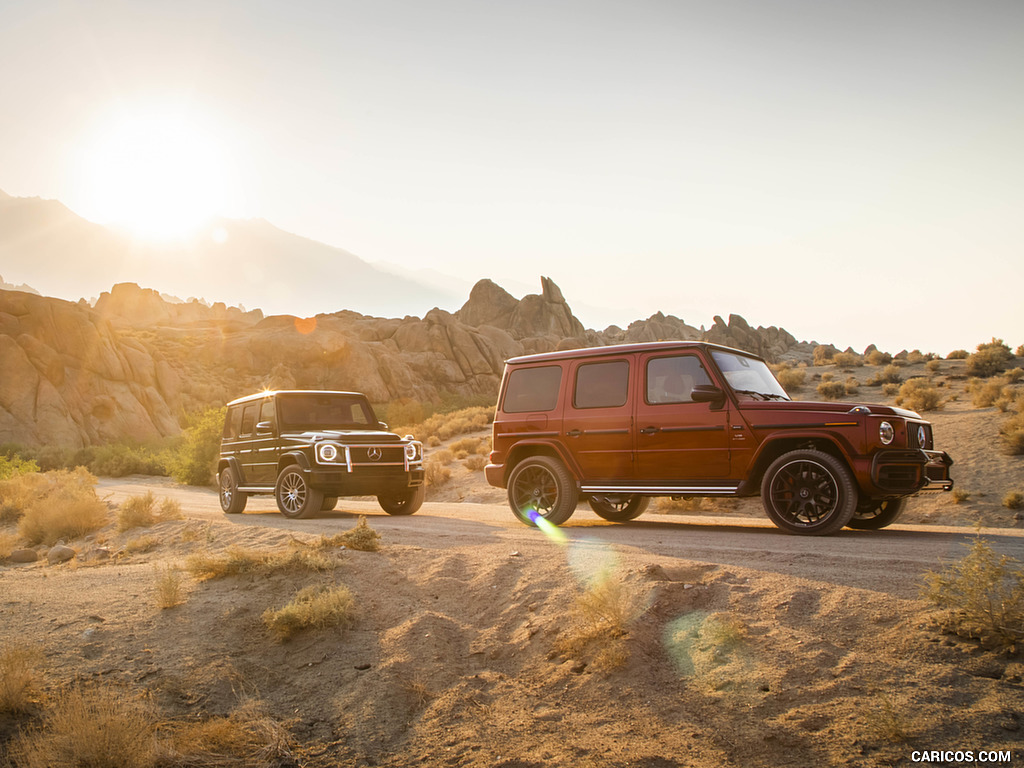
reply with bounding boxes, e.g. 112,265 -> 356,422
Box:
508,455 -> 579,526
588,494 -> 649,522
847,497 -> 907,530
378,484 -> 425,515
761,450 -> 857,535
274,464 -> 323,519
218,466 -> 247,514
321,496 -> 339,512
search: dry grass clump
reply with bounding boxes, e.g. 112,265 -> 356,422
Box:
968,377 -> 1013,408
947,349 -> 969,360
867,364 -> 903,386
125,535 -> 161,554
555,575 -> 643,671
966,338 -> 1013,378
431,448 -> 455,465
17,468 -> 109,546
309,516 -> 382,552
864,691 -> 913,742
424,458 -> 452,487
0,643 -> 46,714
865,349 -> 892,366
448,437 -> 489,458
0,471 -> 50,523
895,377 -> 944,412
772,363 -> 806,392
1001,412 -> 1024,455
926,359 -> 942,373
1004,491 -> 1024,511
464,456 -> 487,472
922,538 -> 1024,652
117,491 -> 184,532
831,351 -> 863,368
8,684 -> 156,768
154,565 -> 186,609
816,380 -> 846,401
262,584 -> 355,640
951,488 -> 971,505
185,546 -> 335,581
0,530 -> 20,559
156,699 -> 296,767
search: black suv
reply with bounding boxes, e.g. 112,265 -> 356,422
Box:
217,390 -> 425,519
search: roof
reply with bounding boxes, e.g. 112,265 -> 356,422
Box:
505,340 -> 763,366
226,390 -> 367,407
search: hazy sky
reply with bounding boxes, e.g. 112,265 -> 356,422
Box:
1,0 -> 1021,354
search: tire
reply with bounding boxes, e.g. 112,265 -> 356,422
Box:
321,496 -> 339,512
274,464 -> 324,519
218,466 -> 247,514
507,455 -> 579,527
378,484 -> 425,515
847,497 -> 907,530
587,494 -> 650,522
760,450 -> 857,535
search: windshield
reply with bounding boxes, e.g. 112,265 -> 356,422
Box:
276,393 -> 377,431
710,350 -> 791,401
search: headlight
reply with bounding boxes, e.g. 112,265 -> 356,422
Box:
879,421 -> 895,445
318,443 -> 339,462
404,442 -> 419,461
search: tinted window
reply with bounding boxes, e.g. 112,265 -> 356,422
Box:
503,366 -> 562,413
277,393 -> 375,430
224,406 -> 243,439
259,398 -> 276,429
574,360 -> 629,409
240,403 -> 259,436
646,355 -> 713,404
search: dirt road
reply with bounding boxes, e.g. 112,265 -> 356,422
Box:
97,476 -> 1024,600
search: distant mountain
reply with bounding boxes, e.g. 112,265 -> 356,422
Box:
0,189 -> 461,317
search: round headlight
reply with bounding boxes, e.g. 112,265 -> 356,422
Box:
879,421 -> 895,445
404,443 -> 418,461
319,443 -> 338,462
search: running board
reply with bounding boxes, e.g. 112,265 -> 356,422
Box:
237,485 -> 274,493
580,484 -> 740,497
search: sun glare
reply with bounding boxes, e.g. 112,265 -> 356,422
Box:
77,107 -> 235,241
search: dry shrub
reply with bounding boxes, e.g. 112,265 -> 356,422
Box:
465,456 -> 487,472
393,405 -> 493,443
18,468 -> 108,546
812,345 -> 835,366
926,359 -> 942,373
951,488 -> 971,505
816,380 -> 846,401
448,437 -> 485,456
867,364 -> 903,386
186,547 -> 334,581
832,351 -> 863,368
966,338 -> 1013,378
844,376 -> 860,395
117,492 -> 184,532
323,516 -> 381,552
154,565 -> 186,609
882,383 -> 900,397
923,538 -> 1024,651
969,377 -> 1009,408
126,535 -> 160,554
865,349 -> 892,366
946,349 -> 969,360
262,584 -> 354,640
1006,367 -> 1024,383
556,575 -> 643,671
1004,491 -> 1024,511
9,684 -> 157,768
865,691 -> 912,742
156,699 -> 296,767
0,530 -> 20,559
0,471 -> 49,523
895,378 -> 944,412
774,365 -> 805,392
424,458 -> 452,488
0,643 -> 46,714
1001,413 -> 1024,455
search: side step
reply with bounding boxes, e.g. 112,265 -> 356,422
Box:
580,484 -> 741,497
237,486 -> 274,493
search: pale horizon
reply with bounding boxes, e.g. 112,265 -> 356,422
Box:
1,0 -> 1021,356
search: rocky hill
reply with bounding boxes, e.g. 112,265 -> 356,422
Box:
0,279 -> 814,447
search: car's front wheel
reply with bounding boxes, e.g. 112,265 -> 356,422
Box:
274,464 -> 324,519
378,484 -> 425,515
760,450 -> 857,535
321,496 -> 339,512
588,494 -> 649,522
508,455 -> 579,527
218,466 -> 247,514
847,497 -> 907,530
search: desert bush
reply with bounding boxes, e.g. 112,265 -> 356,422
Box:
156,699 -> 296,766
382,398 -> 424,430
263,584 -> 355,640
773,364 -> 805,392
465,456 -> 487,472
424,458 -> 452,487
117,492 -> 184,532
0,471 -> 49,523
867,364 -> 903,386
895,378 -> 944,412
947,349 -> 969,360
0,643 -> 46,714
1001,412 -> 1024,455
431,448 -> 455,466
18,468 -> 108,546
905,350 -> 927,365
1017,344 -> 1024,357
844,376 -> 860,396
8,684 -> 156,768
555,574 -> 642,671
186,547 -> 335,581
154,565 -> 186,609
392,405 -> 493,443
1004,491 -> 1024,511
923,538 -> 1024,651
926,359 -> 942,374
969,377 -> 1007,408
812,345 -> 835,366
311,516 -> 381,552
865,691 -> 912,742
0,453 -> 39,480
816,381 -> 846,401
951,488 -> 971,505
882,383 -> 900,397
448,437 -> 487,456
1006,367 -> 1024,383
125,535 -> 160,554
966,338 -> 1012,378
0,530 -> 19,559
170,406 -> 226,486
77,442 -> 170,478
832,351 -> 863,368
865,349 -> 892,366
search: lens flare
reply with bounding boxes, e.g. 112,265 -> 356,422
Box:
528,508 -> 568,544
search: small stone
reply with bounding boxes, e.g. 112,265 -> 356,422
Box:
47,545 -> 76,564
9,548 -> 39,563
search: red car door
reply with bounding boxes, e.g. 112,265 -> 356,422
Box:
560,357 -> 635,482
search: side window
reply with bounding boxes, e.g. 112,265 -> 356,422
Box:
502,366 -> 563,413
224,406 -> 243,439
646,355 -> 712,404
574,360 -> 629,409
240,403 -> 259,436
259,398 -> 276,430
349,402 -> 371,425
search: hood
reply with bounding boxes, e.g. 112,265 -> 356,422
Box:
739,400 -> 923,420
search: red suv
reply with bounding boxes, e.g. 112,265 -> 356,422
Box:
485,342 -> 953,535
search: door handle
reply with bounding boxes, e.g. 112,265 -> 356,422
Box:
566,429 -> 582,438
640,426 -> 659,435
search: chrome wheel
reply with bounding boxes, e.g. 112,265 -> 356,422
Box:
274,464 -> 323,519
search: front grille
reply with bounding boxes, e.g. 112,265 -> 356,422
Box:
351,446 -> 405,464
908,423 -> 933,450
878,465 -> 921,492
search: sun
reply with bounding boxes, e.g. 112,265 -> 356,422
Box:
76,106 -> 236,241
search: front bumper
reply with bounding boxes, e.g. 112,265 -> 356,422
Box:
871,449 -> 954,494
308,466 -> 424,496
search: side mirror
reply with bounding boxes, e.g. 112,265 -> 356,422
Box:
377,421 -> 389,430
256,421 -> 274,435
691,385 -> 725,406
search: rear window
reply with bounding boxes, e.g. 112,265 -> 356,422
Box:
502,366 -> 562,413
574,360 -> 629,409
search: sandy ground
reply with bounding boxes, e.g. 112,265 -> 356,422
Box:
2,356 -> 1024,766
